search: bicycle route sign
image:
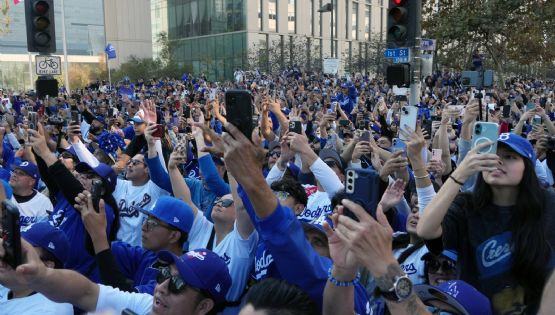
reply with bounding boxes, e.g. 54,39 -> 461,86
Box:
35,55 -> 61,75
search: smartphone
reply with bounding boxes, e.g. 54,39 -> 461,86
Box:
183,105 -> 191,118
339,119 -> 349,127
431,149 -> 442,162
29,111 -> 38,130
360,130 -> 371,142
526,102 -> 535,112
289,121 -> 302,134
152,125 -> 164,138
108,107 -> 114,117
431,116 -> 442,122
1,200 -> 22,269
344,168 -> 381,220
392,138 -> 407,154
225,90 -> 254,140
399,106 -> 418,141
502,105 -> 511,118
421,120 -> 432,139
532,117 -> 542,126
328,102 -> 337,114
122,309 -> 139,315
90,179 -> 103,213
71,110 -> 80,124
472,122 -> 499,154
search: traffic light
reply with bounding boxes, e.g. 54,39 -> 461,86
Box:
386,64 -> 410,87
386,0 -> 421,48
25,0 -> 56,53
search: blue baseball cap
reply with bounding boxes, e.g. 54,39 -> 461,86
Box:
13,160 -> 40,181
421,249 -> 458,262
75,162 -> 117,193
22,222 -> 70,264
128,114 -> 145,124
415,280 -> 492,315
139,196 -> 194,233
157,249 -> 231,304
497,133 -> 536,161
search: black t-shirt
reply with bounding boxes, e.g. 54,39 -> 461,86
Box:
426,190 -> 555,314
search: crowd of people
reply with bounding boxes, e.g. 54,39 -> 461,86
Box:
0,70 -> 554,315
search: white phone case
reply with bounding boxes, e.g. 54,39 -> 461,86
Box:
399,106 -> 418,141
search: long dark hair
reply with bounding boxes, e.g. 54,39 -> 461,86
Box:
473,156 -> 552,305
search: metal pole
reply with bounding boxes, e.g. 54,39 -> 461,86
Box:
107,57 -> 112,89
330,0 -> 334,58
60,0 -> 70,94
28,52 -> 33,90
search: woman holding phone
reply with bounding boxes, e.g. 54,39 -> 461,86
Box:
417,133 -> 555,314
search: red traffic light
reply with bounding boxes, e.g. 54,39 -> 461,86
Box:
392,0 -> 407,5
33,1 -> 50,15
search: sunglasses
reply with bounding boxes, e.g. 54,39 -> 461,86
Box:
127,159 -> 145,166
426,259 -> 456,274
79,172 -> 100,181
268,151 -> 281,158
213,198 -> 234,207
156,267 -> 187,294
427,305 -> 458,315
324,160 -> 339,168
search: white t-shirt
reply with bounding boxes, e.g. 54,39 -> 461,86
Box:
393,244 -> 429,285
113,179 -> 170,246
188,212 -> 258,302
298,190 -> 332,225
0,285 -> 73,315
14,190 -> 53,229
95,284 -> 152,315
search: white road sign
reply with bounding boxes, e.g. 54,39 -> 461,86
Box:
36,55 -> 61,75
323,58 -> 340,75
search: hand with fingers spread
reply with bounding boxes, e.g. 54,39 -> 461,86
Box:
400,124 -> 426,164
379,151 -> 408,181
378,179 -> 406,212
451,141 -> 500,183
334,199 -> 396,276
426,159 -> 445,177
139,99 -> 157,124
74,191 -> 109,254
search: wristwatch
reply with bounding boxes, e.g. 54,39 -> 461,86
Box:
378,274 -> 413,302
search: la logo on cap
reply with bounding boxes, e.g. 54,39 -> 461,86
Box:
173,217 -> 180,223
215,283 -> 221,292
48,242 -> 55,250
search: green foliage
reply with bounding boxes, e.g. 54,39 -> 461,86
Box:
110,31 -> 191,83
422,0 -> 555,80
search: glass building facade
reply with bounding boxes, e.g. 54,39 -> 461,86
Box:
167,0 -> 246,80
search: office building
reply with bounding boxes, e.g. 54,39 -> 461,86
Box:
165,0 -> 388,80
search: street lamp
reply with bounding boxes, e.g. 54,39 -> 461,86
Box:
318,1 -> 334,58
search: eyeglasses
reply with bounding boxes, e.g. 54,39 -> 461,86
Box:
426,258 -> 456,274
213,198 -> 234,207
127,159 -> 145,166
60,152 -> 75,160
143,217 -> 177,232
273,191 -> 291,200
324,160 -> 339,168
156,267 -> 187,294
268,151 -> 281,158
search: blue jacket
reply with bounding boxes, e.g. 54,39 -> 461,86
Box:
146,154 -> 230,220
239,188 -> 370,314
335,92 -> 355,117
49,192 -> 115,282
111,241 -> 158,294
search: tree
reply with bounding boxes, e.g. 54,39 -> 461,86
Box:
346,34 -> 387,76
246,35 -> 321,74
422,0 -> 555,83
0,0 -> 11,34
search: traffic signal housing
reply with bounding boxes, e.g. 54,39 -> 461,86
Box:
25,0 -> 56,53
387,0 -> 421,48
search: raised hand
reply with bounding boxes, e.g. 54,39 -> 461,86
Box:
378,179 -> 406,212
451,141 -> 500,183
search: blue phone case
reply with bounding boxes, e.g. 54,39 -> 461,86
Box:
344,168 -> 381,220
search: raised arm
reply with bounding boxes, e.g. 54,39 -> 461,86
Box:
229,174 -> 254,239
168,151 -> 199,217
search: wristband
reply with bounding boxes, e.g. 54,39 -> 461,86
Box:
327,267 -> 360,287
449,175 -> 464,185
